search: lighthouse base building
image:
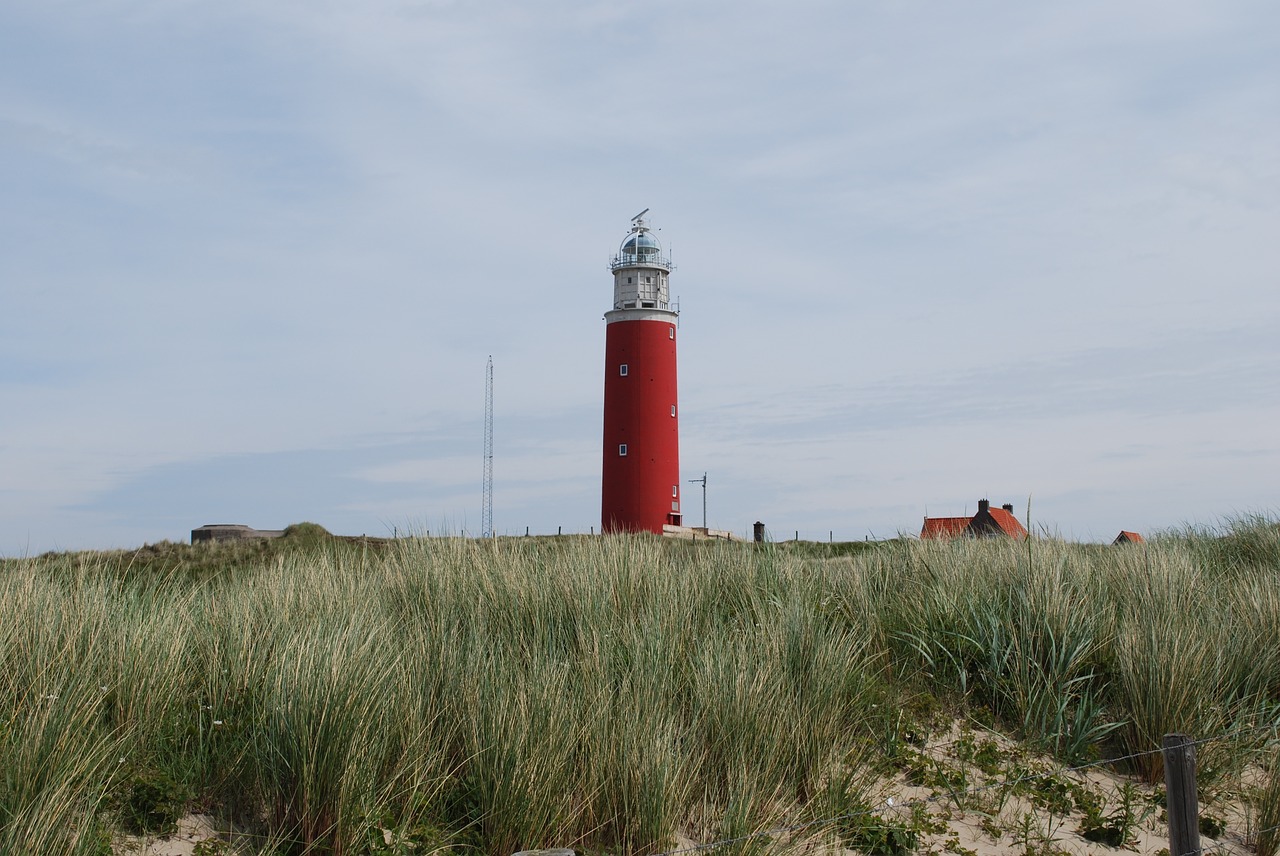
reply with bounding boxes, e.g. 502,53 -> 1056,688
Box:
601,212 -> 682,534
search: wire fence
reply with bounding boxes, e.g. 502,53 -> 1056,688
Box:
644,722 -> 1280,856
113,723 -> 1279,856
1196,827 -> 1280,856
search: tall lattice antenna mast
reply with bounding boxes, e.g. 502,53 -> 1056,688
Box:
481,355 -> 494,538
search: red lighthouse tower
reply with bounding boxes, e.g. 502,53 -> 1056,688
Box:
602,210 -> 681,534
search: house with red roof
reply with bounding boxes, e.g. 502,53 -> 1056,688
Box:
1112,530 -> 1144,545
921,516 -> 971,540
921,499 -> 1028,540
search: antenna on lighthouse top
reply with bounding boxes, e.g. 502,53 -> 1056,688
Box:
631,208 -> 650,227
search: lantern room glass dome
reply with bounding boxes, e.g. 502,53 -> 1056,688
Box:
622,231 -> 662,259
610,222 -> 672,271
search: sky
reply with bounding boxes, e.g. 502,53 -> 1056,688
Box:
2,0 -> 1278,554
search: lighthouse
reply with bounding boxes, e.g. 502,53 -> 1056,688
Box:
601,210 -> 681,534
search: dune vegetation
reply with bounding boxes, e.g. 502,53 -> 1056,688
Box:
1,518 -> 1278,855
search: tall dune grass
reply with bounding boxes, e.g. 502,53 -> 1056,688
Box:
1257,746 -> 1280,856
0,518 -> 1277,854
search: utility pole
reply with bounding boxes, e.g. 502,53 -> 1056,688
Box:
689,472 -> 707,529
481,356 -> 494,538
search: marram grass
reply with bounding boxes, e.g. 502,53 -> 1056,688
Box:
0,519 -> 1277,854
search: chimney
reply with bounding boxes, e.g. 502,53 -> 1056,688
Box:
1002,503 -> 1014,513
977,499 -> 990,513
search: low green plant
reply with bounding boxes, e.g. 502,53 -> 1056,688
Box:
1199,811 -> 1226,839
898,750 -> 976,812
970,739 -> 1005,777
839,809 -> 919,856
1078,782 -> 1152,847
118,767 -> 192,835
1010,810 -> 1067,856
85,827 -> 115,856
191,838 -> 233,856
361,818 -> 451,856
1020,773 -> 1077,817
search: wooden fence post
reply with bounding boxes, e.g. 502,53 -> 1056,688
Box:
1163,733 -> 1201,856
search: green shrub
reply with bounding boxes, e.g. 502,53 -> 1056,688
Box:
118,768 -> 191,835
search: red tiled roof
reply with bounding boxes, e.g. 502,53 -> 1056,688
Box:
1113,530 -> 1144,544
986,508 -> 1028,539
921,517 -> 971,539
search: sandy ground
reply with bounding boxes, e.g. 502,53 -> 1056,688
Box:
674,721 -> 1259,856
115,814 -> 225,855
112,723 -> 1261,856
845,722 -> 1256,856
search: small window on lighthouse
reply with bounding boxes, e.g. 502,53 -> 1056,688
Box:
619,444 -> 628,456
619,364 -> 628,376
668,326 -> 675,339
672,485 -> 678,497
626,277 -> 632,284
670,405 -> 676,417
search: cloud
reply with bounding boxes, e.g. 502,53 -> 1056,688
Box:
684,320 -> 1279,448
3,0 -> 1279,552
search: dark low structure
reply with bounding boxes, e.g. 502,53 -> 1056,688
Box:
191,524 -> 285,544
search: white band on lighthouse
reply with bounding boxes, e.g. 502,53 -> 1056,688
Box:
604,307 -> 678,324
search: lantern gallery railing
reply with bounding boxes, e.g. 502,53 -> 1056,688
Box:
609,251 -> 673,271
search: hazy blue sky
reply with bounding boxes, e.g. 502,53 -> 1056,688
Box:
3,0 -> 1278,553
